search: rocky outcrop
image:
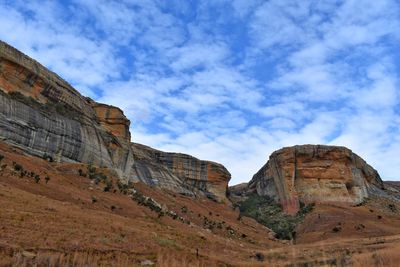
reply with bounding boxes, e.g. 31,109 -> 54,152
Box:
0,40 -> 134,175
132,143 -> 231,202
0,40 -> 231,202
0,41 -> 95,120
92,103 -> 131,142
246,145 -> 385,214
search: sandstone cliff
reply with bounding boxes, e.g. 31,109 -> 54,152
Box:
0,41 -> 121,170
0,40 -> 230,201
132,143 -> 231,202
244,145 -> 385,214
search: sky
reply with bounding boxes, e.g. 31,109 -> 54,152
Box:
0,0 -> 399,184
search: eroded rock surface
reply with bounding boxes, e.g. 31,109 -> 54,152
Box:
0,41 -> 120,170
0,40 -> 230,201
132,143 -> 231,202
246,145 -> 385,214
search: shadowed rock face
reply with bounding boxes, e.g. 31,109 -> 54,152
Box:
0,40 -> 230,202
247,145 -> 384,214
132,143 -> 231,202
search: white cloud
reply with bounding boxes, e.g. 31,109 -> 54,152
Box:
1,0 -> 399,184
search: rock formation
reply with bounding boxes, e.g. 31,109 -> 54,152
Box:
132,143 -> 231,202
0,40 -> 230,201
245,145 -> 385,214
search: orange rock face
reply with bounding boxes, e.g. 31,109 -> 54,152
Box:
0,41 -> 96,120
92,103 -> 131,142
0,40 -> 231,202
248,145 -> 384,214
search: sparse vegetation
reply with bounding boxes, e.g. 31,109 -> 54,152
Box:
1,164 -> 7,171
43,153 -> 54,162
0,154 -> 4,162
45,176 -> 50,184
117,180 -> 132,194
181,206 -> 188,213
332,226 -> 342,233
238,194 -> 314,240
255,252 -> 265,262
103,179 -> 113,192
86,165 -> 114,192
34,174 -> 40,183
355,224 -> 366,231
388,204 -> 397,213
155,237 -> 181,250
355,198 -> 369,207
13,162 -> 23,172
78,169 -> 86,177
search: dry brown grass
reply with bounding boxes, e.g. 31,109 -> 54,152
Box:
350,244 -> 400,267
1,141 -> 400,266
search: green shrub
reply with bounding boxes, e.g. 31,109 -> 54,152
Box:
13,163 -> 23,172
238,194 -> 314,240
388,204 -> 397,212
34,175 -> 40,183
0,154 -> 4,162
117,181 -> 130,194
103,179 -> 113,192
78,169 -> 86,177
43,153 -> 54,162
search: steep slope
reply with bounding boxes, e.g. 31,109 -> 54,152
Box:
0,40 -> 230,201
1,141 -> 400,266
242,145 -> 386,214
0,40 -> 132,174
0,141 -> 276,266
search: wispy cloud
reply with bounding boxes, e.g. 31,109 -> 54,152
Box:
1,0 -> 399,183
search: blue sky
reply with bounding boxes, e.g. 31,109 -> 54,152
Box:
1,0 -> 399,184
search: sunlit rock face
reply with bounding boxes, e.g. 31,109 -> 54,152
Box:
247,145 -> 385,214
132,143 -> 231,202
92,103 -> 131,142
0,40 -> 120,170
0,40 -> 231,202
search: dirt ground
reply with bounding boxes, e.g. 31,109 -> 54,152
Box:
0,142 -> 399,266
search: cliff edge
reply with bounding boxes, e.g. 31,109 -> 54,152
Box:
0,40 -> 230,201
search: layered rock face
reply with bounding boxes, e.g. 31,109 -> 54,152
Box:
0,40 -> 230,201
247,145 -> 384,214
132,143 -> 231,202
92,103 -> 131,141
0,40 -> 121,170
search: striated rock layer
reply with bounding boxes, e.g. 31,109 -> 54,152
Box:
246,145 -> 385,214
132,143 -> 231,202
0,40 -> 230,201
